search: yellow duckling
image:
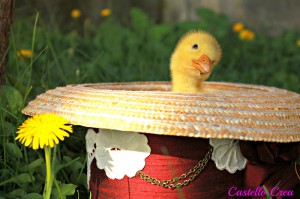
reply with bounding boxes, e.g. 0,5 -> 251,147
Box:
170,31 -> 222,92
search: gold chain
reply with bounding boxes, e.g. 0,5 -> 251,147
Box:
137,147 -> 213,189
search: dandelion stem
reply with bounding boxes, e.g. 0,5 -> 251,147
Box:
44,146 -> 53,199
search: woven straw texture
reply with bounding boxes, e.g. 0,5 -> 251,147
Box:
22,81 -> 300,143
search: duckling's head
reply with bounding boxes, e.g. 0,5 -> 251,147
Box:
170,31 -> 222,92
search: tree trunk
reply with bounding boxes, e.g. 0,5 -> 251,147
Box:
0,0 -> 15,85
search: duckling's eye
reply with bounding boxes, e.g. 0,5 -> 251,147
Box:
192,44 -> 198,50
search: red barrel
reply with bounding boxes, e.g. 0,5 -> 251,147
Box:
89,134 -> 245,198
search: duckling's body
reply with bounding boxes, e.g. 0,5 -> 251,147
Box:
170,31 -> 222,92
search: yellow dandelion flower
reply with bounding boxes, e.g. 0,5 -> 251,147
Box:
239,29 -> 255,41
296,39 -> 300,47
100,8 -> 111,17
71,9 -> 81,19
16,114 -> 73,150
17,49 -> 32,58
233,23 -> 244,32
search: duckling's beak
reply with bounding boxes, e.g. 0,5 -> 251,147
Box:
192,54 -> 212,74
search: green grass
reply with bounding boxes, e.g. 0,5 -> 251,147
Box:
0,7 -> 300,198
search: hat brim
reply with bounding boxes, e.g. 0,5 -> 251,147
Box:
22,81 -> 300,143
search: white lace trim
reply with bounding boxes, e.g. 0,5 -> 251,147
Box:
209,138 -> 246,173
86,129 -> 151,186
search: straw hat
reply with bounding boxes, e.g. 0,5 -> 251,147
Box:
22,81 -> 300,143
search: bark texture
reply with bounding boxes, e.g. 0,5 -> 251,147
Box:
0,0 -> 15,85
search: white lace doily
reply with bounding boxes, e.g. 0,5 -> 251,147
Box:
209,138 -> 246,173
86,128 -> 151,185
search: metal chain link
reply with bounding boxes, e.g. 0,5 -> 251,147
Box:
137,147 -> 213,189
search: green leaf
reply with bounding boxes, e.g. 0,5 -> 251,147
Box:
0,169 -> 10,181
5,143 -> 23,159
0,85 -> 24,115
196,8 -> 217,20
63,156 -> 83,173
54,156 -> 80,174
53,183 -> 77,198
70,173 -> 87,189
0,120 -> 17,137
148,24 -> 172,42
21,193 -> 43,199
130,8 -> 151,35
60,183 -> 77,195
5,189 -> 26,197
14,173 -> 35,184
25,159 -> 44,172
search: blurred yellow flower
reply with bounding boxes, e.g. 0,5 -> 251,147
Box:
71,9 -> 81,19
296,39 -> 300,47
233,23 -> 244,32
16,114 -> 73,150
17,49 -> 32,58
100,8 -> 111,17
239,29 -> 255,41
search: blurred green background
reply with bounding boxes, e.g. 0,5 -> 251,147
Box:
1,0 -> 300,198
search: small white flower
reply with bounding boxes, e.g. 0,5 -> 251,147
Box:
86,128 -> 151,180
209,138 -> 246,173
